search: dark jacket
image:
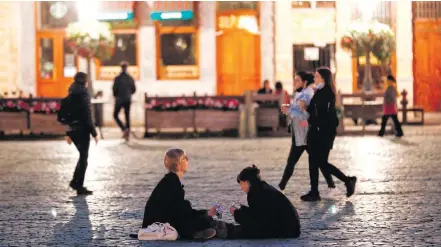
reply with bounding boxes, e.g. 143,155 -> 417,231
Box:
233,181 -> 301,239
67,82 -> 97,137
142,172 -> 210,238
112,72 -> 136,103
257,88 -> 273,94
306,85 -> 338,149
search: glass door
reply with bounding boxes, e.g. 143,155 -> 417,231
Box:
36,31 -> 77,98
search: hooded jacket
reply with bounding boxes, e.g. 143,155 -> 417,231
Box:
67,82 -> 97,137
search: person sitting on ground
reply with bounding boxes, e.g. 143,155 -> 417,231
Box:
141,148 -> 223,240
228,165 -> 301,239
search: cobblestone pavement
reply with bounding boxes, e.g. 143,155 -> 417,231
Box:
1,126 -> 441,246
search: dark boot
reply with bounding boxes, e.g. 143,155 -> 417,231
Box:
77,187 -> 93,195
300,191 -> 321,202
345,176 -> 357,197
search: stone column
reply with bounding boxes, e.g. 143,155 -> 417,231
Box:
274,0 -> 293,93
17,1 -> 36,96
335,0 -> 353,94
198,1 -> 216,94
260,1 -> 275,86
395,0 -> 414,107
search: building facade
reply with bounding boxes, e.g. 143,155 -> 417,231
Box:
0,1 -> 438,124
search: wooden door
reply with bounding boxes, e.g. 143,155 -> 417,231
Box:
413,20 -> 441,112
36,31 -> 77,98
216,16 -> 260,96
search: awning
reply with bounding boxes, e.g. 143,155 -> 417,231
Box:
96,1 -> 135,20
150,1 -> 194,20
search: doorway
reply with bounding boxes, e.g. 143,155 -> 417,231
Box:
36,31 -> 78,97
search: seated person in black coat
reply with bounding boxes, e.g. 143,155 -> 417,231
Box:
141,148 -> 220,240
228,165 -> 301,239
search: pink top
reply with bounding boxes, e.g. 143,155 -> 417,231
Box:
383,103 -> 397,115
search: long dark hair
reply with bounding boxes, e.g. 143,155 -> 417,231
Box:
317,67 -> 335,94
296,71 -> 314,87
304,73 -> 315,87
237,165 -> 262,188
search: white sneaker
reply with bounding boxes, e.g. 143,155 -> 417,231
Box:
138,222 -> 178,241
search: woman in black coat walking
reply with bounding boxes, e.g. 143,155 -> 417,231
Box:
299,67 -> 357,201
228,165 -> 301,239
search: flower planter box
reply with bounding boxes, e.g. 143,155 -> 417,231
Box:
195,110 -> 240,130
256,108 -> 279,129
0,112 -> 28,131
30,114 -> 65,134
145,110 -> 194,130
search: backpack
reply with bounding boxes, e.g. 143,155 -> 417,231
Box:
57,95 -> 80,125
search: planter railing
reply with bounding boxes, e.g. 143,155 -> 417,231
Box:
0,96 -> 105,137
144,93 -> 245,137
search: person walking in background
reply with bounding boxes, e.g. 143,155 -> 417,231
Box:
378,75 -> 404,137
64,72 -> 98,195
112,61 -> 136,141
300,67 -> 356,202
257,79 -> 273,94
280,72 -> 335,191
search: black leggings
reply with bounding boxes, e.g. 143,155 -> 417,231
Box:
68,131 -> 90,187
308,143 -> 348,194
280,135 -> 335,188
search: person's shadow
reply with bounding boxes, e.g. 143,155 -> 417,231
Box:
50,196 -> 93,246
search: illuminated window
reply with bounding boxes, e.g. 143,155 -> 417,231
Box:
156,4 -> 199,80
102,33 -> 137,67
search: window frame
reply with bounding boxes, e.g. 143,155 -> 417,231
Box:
95,29 -> 140,81
155,7 -> 199,80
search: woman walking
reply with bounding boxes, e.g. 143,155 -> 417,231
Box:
378,75 -> 404,137
279,72 -> 335,191
300,67 -> 356,202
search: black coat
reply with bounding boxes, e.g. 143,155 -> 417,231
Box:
233,181 -> 301,238
112,72 -> 136,103
257,88 -> 273,94
306,85 -> 338,149
142,172 -> 210,238
67,82 -> 97,137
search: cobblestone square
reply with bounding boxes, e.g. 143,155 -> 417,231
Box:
1,126 -> 441,246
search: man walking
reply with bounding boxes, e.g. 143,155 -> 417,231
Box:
112,61 -> 136,141
64,72 -> 98,195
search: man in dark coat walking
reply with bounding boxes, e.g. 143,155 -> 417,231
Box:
112,61 -> 136,141
65,72 -> 98,195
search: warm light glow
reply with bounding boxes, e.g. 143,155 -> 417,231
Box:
357,0 -> 379,22
237,16 -> 259,35
77,0 -> 99,21
160,12 -> 182,19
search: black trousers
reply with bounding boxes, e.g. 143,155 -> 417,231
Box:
280,135 -> 335,188
379,114 -> 403,136
308,143 -> 347,194
176,215 -> 213,239
68,131 -> 90,188
114,100 -> 131,131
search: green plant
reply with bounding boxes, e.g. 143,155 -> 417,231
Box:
340,21 -> 395,91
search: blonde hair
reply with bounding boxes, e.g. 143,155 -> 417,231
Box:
164,148 -> 185,173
